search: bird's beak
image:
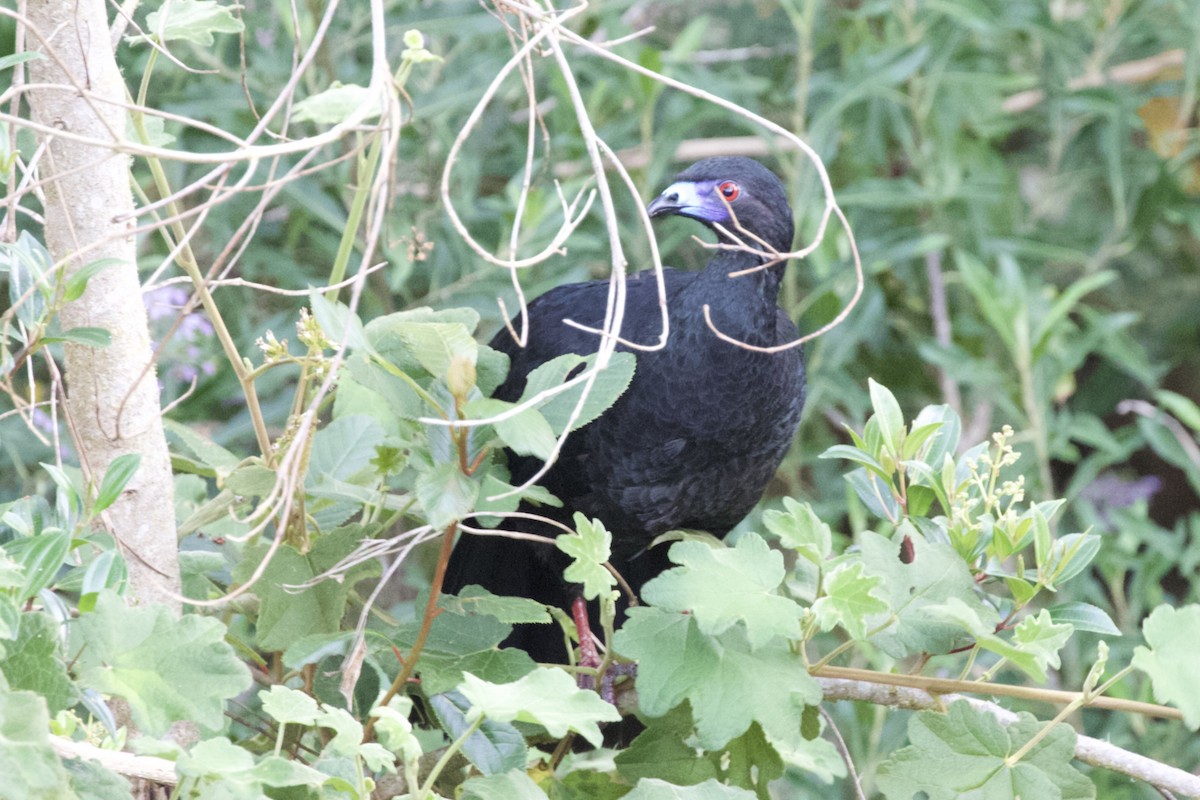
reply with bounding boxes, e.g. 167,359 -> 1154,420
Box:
647,180 -> 715,221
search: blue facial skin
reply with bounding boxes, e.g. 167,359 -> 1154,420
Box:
647,179 -> 730,225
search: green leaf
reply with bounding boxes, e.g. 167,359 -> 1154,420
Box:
1156,390 -> 1200,433
523,352 -> 637,434
163,419 -> 241,477
313,294 -> 370,352
429,690 -> 525,776
868,378 -> 905,457
0,691 -> 75,800
373,317 -> 478,378
1131,604 -> 1200,729
811,562 -> 889,640
877,700 -> 1094,800
0,612 -> 78,715
307,414 -> 385,484
860,531 -> 988,658
910,404 -> 960,468
232,525 -> 377,652
440,585 -> 552,624
132,0 -> 245,46
72,591 -> 252,736
259,685 -> 320,726
64,259 -> 121,302
936,601 -> 1070,683
461,770 -> 550,800
467,398 -> 557,460
1046,602 -> 1119,636
818,444 -> 891,480
614,608 -> 821,750
0,52 -> 45,72
94,454 -> 140,514
616,705 -> 719,786
761,497 -> 832,566
390,604 -> 537,695
642,534 -> 802,649
292,82 -> 380,125
416,462 -> 480,528
62,756 -> 133,800
176,736 -> 326,795
457,668 -> 621,748
52,327 -> 111,347
722,722 -> 784,796
1041,533 -> 1101,587
7,530 -> 71,603
624,778 -> 757,800
80,551 -> 127,608
556,514 -> 616,600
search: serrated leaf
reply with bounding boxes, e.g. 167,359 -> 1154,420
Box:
307,414 -> 384,484
133,0 -> 245,46
0,691 -> 74,800
614,608 -> 821,750
936,600 -> 1070,683
457,668 -> 620,747
163,419 -> 241,477
761,497 -> 832,566
556,514 -> 615,600
416,462 -> 480,528
467,398 -> 557,460
389,603 -> 536,695
522,352 -> 636,434
1131,604 -> 1200,729
72,591 -> 252,736
440,585 -> 552,625
232,526 -> 377,652
429,690 -> 525,776
615,705 -> 719,785
642,534 -> 802,649
860,531 -> 989,658
0,612 -> 78,715
877,700 -> 1094,800
94,454 -> 140,514
259,685 -> 320,726
811,562 -> 889,639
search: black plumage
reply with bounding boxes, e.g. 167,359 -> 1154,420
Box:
444,156 -> 806,662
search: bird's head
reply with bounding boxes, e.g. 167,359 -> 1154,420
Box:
646,156 -> 794,257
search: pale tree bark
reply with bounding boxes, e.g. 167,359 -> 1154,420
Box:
25,0 -> 180,610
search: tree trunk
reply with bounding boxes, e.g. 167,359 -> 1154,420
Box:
25,0 -> 180,610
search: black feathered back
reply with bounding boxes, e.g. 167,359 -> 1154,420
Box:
443,157 -> 806,664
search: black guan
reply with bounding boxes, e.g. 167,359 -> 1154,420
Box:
443,156 -> 807,664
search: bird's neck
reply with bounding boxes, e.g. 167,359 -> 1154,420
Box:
681,250 -> 787,346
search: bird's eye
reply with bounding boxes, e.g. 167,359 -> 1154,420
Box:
718,181 -> 740,201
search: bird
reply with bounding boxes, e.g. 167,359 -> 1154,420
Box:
443,156 -> 807,666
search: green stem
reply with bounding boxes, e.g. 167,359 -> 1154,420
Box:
417,715 -> 483,799
326,134 -> 383,303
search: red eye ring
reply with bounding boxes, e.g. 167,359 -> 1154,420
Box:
717,181 -> 740,201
